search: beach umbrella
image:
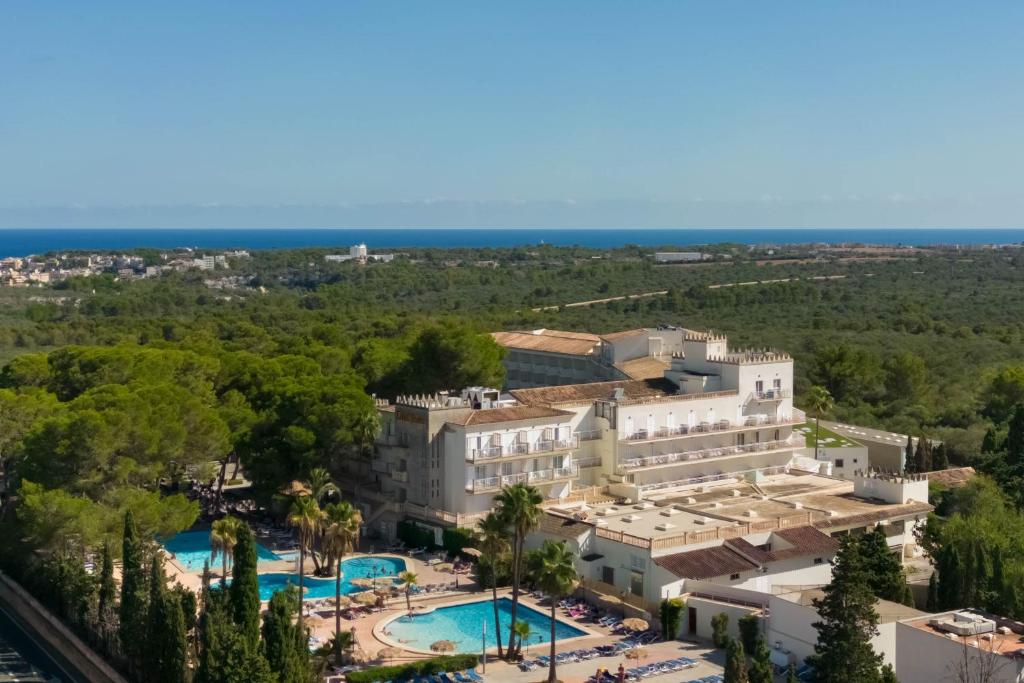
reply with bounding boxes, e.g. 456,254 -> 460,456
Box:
461,548 -> 482,558
331,595 -> 352,608
353,591 -> 378,606
377,646 -> 403,661
351,648 -> 372,663
624,647 -> 648,660
599,595 -> 622,608
621,618 -> 648,632
435,562 -> 454,573
349,577 -> 375,588
305,614 -> 326,627
430,640 -> 456,653
280,480 -> 311,497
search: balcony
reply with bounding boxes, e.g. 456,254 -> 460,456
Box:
620,415 -> 801,444
617,437 -> 802,472
574,429 -> 603,442
748,388 -> 791,402
466,465 -> 579,493
466,436 -> 579,462
575,456 -> 602,469
391,469 -> 409,483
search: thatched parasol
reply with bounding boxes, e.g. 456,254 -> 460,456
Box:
430,640 -> 456,653
305,614 -> 326,627
461,547 -> 483,558
377,646 -> 403,661
353,591 -> 378,606
621,617 -> 649,632
435,562 -> 454,573
349,577 -> 375,588
280,480 -> 311,497
623,647 -> 648,660
331,595 -> 352,608
351,648 -> 371,663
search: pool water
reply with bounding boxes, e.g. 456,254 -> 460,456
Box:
385,598 -> 586,654
162,530 -> 284,572
219,556 -> 408,601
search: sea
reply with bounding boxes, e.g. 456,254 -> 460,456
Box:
1,228 -> 1023,256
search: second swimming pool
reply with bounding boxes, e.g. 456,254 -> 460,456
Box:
383,598 -> 586,654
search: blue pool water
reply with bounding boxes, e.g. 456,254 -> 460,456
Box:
254,556 -> 407,601
385,598 -> 586,654
162,530 -> 283,572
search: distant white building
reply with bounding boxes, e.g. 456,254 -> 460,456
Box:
655,252 -> 710,263
325,244 -> 394,264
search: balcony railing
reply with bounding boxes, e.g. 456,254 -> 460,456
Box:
620,415 -> 801,443
467,436 -> 579,462
466,465 -> 579,493
391,469 -> 409,483
574,429 -> 603,441
749,388 -> 791,401
575,456 -> 602,468
618,437 -> 802,472
638,465 -> 789,494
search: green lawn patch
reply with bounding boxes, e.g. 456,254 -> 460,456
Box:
794,422 -> 861,449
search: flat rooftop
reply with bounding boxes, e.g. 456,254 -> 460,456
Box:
903,610 -> 1024,656
795,422 -> 861,449
778,588 -> 926,624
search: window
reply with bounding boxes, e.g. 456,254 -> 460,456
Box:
602,566 -> 614,584
755,380 -> 764,394
774,429 -> 780,441
729,573 -> 741,581
813,558 -> 824,565
773,379 -> 781,391
737,433 -> 745,446
835,459 -> 844,468
630,571 -> 644,597
630,555 -> 647,570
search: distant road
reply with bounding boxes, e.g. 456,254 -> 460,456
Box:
530,274 -> 851,311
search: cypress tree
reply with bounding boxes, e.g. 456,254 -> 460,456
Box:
904,435 -> 917,473
737,613 -> 760,655
786,664 -> 799,683
915,436 -> 930,473
97,541 -> 117,647
261,588 -> 307,683
807,535 -> 885,683
146,556 -> 187,683
926,571 -> 939,612
119,510 -> 148,672
932,442 -> 950,470
986,546 -> 1005,613
861,526 -> 905,603
747,637 -> 773,683
938,547 -> 964,610
229,523 -> 261,651
981,427 -> 1000,455
1008,404 -> 1024,471
724,638 -> 749,683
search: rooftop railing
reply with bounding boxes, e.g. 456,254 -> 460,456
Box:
620,415 -> 801,444
619,439 -> 801,472
466,464 -> 579,493
467,435 -> 578,461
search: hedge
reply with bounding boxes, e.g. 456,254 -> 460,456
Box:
396,520 -> 436,550
442,527 -> 476,556
345,654 -> 480,683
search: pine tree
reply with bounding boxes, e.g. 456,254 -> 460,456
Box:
229,523 -> 261,651
861,526 -> 906,603
904,435 -> 917,473
926,572 -> 939,612
1008,404 -> 1024,472
724,638 -> 749,683
938,546 -> 964,610
261,587 -> 308,683
97,541 -> 117,647
879,664 -> 899,683
806,535 -> 885,683
747,636 -> 773,683
119,510 -> 148,674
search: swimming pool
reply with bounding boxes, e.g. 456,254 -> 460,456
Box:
227,556 -> 408,601
384,598 -> 586,654
163,530 -> 284,572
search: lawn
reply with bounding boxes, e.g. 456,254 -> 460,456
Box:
794,422 -> 861,449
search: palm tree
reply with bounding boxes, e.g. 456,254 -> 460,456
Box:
513,620 -> 532,657
494,482 -> 543,659
531,540 -> 579,683
477,511 -> 510,659
805,385 -> 835,459
307,467 -> 339,505
398,571 -> 418,613
210,516 -> 242,586
322,500 -> 362,665
288,495 -> 323,635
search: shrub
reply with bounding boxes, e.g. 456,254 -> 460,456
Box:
711,612 -> 730,648
738,613 -> 761,655
442,527 -> 476,556
659,597 -> 685,640
397,520 -> 436,550
345,654 -> 479,683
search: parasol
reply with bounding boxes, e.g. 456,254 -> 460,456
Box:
621,617 -> 648,632
430,640 -> 456,653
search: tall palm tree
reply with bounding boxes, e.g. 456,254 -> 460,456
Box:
398,571 -> 418,613
477,511 -> 510,659
494,482 -> 543,659
210,516 -> 242,586
805,385 -> 835,459
531,540 -> 579,683
307,467 -> 339,505
322,500 -> 362,665
288,495 -> 323,635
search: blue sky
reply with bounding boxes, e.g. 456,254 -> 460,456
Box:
2,2 -> 1023,228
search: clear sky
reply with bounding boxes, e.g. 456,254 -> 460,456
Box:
2,2 -> 1023,228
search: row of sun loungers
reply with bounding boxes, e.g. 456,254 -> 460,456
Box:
410,582 -> 459,594
622,658 -> 701,680
369,667 -> 485,683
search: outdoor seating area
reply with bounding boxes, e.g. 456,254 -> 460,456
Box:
351,666 -> 486,683
586,657 -> 703,681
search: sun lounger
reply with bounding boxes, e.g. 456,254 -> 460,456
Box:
466,668 -> 484,682
452,672 -> 472,683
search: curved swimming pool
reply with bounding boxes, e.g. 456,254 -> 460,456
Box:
252,556 -> 407,601
383,598 -> 586,654
162,530 -> 283,572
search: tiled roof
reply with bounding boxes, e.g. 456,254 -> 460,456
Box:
725,526 -> 838,564
492,330 -> 602,356
600,329 -> 648,342
654,544 -> 758,580
615,356 -> 670,381
511,378 -> 677,406
926,467 -> 976,489
446,405 -> 574,427
812,501 -> 932,531
536,513 -> 591,540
